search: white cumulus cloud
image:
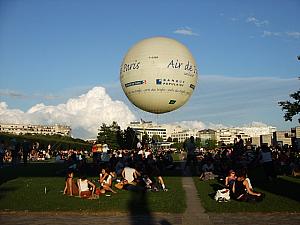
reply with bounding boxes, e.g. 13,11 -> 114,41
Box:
168,120 -> 206,130
0,87 -> 136,139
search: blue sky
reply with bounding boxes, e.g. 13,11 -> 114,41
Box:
0,0 -> 299,138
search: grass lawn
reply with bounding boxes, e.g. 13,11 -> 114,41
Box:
194,175 -> 300,213
0,163 -> 185,213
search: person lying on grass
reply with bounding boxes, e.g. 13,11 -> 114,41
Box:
115,178 -> 146,192
99,167 -> 117,194
63,169 -> 79,196
232,170 -> 264,202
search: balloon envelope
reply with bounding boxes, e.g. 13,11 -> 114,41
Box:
120,37 -> 198,114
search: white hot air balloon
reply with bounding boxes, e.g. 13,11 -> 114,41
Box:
120,37 -> 198,114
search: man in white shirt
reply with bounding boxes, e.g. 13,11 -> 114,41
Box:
122,163 -> 140,184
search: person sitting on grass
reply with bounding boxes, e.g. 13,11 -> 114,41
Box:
225,169 -> 236,193
199,159 -> 215,180
99,167 -> 117,194
122,162 -> 141,185
63,169 -> 79,196
77,175 -> 97,199
232,170 -> 264,202
145,153 -> 168,191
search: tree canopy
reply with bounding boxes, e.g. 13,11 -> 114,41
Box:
97,121 -> 138,150
278,88 -> 300,122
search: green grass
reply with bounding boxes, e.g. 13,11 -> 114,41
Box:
0,163 -> 185,213
194,176 -> 300,213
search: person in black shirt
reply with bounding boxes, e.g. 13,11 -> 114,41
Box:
232,171 -> 263,202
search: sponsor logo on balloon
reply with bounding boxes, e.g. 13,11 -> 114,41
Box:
125,80 -> 147,88
169,100 -> 177,104
156,78 -> 184,87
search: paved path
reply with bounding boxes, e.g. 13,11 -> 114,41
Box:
208,212 -> 300,225
182,175 -> 213,225
0,212 -> 182,225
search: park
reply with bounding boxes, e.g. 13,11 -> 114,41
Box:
1,1 -> 300,224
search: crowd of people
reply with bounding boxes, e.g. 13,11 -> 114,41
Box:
0,138 -> 91,168
63,147 -> 172,199
1,135 -> 299,203
184,135 -> 300,202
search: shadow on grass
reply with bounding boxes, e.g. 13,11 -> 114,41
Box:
0,162 -> 184,185
0,186 -> 19,200
127,189 -> 174,225
249,166 -> 300,202
128,190 -> 155,225
254,177 -> 300,202
0,162 -> 98,185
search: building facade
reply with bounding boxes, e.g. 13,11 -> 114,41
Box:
171,129 -> 199,143
0,123 -> 71,136
291,126 -> 300,150
198,129 -> 216,142
273,131 -> 292,147
128,121 -> 168,142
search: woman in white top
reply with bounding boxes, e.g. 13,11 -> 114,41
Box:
77,176 -> 96,198
99,168 -> 117,193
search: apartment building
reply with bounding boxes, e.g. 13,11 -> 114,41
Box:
0,123 -> 71,136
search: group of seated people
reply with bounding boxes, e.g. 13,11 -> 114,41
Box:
63,161 -> 168,199
224,169 -> 264,202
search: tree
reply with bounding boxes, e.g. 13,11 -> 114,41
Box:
97,121 -> 122,150
278,88 -> 300,122
205,139 -> 217,149
167,137 -> 172,142
152,134 -> 163,142
142,132 -> 150,147
124,127 -> 138,150
195,137 -> 202,148
170,142 -> 184,150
